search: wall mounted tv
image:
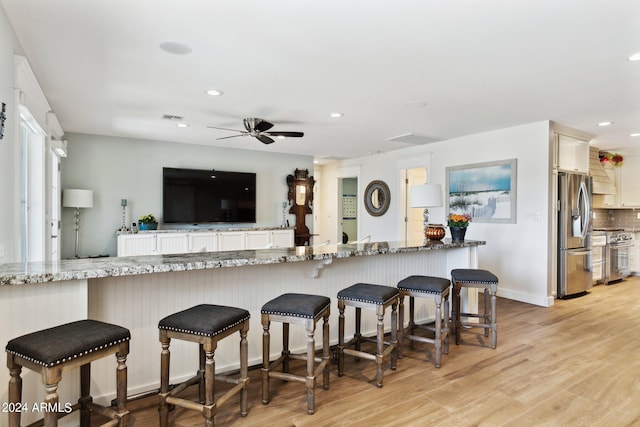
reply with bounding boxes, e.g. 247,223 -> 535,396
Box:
163,167 -> 256,224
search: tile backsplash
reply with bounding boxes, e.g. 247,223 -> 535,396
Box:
593,208 -> 640,231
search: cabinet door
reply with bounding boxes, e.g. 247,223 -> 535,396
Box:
270,229 -> 294,248
246,230 -> 271,249
618,157 -> 640,207
557,135 -> 589,173
117,234 -> 156,256
218,231 -> 246,251
188,232 -> 218,252
156,233 -> 189,254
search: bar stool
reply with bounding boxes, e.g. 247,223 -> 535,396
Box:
6,319 -> 130,427
337,283 -> 399,388
261,293 -> 330,415
158,304 -> 250,426
397,275 -> 450,368
451,269 -> 499,348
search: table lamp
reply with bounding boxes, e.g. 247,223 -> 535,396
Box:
63,189 -> 94,258
410,183 -> 444,241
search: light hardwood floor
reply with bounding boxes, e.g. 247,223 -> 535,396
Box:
97,278 -> 640,426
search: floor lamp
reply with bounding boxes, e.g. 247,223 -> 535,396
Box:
63,189 -> 94,258
410,183 -> 444,242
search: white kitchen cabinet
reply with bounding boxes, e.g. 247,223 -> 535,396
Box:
245,230 -> 271,249
271,229 -> 295,248
218,231 -> 246,251
618,157 -> 640,207
156,233 -> 189,254
188,232 -> 218,253
632,234 -> 640,275
117,234 -> 156,256
557,134 -> 589,173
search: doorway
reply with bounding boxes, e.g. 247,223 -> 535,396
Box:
404,167 -> 427,242
340,177 -> 358,244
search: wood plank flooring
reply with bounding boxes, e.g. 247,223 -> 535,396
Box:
96,278 -> 640,426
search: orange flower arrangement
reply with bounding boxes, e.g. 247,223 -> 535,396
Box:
447,213 -> 472,228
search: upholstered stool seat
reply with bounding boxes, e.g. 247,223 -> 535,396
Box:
158,304 -> 250,426
397,275 -> 450,367
337,283 -> 399,388
261,293 -> 330,415
451,269 -> 499,348
6,319 -> 130,427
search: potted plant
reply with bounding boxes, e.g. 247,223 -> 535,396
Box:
447,213 -> 471,242
138,214 -> 158,231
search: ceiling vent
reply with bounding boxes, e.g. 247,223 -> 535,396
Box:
386,132 -> 439,145
161,114 -> 184,121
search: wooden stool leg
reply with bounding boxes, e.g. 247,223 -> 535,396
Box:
338,299 -> 345,377
7,356 -> 22,427
239,324 -> 249,416
261,318 -> 271,404
375,306 -> 384,388
390,301 -> 398,371
453,283 -> 462,345
397,294 -> 404,358
434,298 -> 442,368
282,322 -> 290,373
322,312 -> 330,390
199,344 -> 206,404
43,371 -> 61,427
116,342 -> 130,426
490,285 -> 498,349
305,323 -> 316,415
484,288 -> 490,337
159,332 -> 171,427
79,363 -> 91,427
203,345 -> 216,427
408,296 -> 416,349
443,296 -> 450,355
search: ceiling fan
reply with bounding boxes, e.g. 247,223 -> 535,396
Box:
208,118 -> 304,145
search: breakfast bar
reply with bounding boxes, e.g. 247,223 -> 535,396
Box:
0,238 -> 484,425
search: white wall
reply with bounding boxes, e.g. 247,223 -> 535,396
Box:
0,5 -> 18,263
318,121 -> 553,306
61,133 -> 314,258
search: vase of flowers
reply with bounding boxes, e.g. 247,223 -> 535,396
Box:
447,213 -> 471,242
138,214 -> 158,231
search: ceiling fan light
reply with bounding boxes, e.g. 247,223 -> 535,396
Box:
277,135 -> 286,139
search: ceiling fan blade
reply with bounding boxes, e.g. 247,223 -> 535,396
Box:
254,120 -> 274,132
207,125 -> 244,132
216,134 -> 245,140
256,135 -> 275,144
267,131 -> 304,138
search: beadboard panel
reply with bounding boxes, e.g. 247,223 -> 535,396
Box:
87,248 -> 475,398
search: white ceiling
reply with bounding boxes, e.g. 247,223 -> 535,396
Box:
2,0 -> 639,161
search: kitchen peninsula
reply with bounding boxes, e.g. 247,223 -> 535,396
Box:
0,238 -> 484,423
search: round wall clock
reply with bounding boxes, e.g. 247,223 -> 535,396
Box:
364,180 -> 390,216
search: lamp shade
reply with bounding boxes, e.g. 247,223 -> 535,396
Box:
63,189 -> 94,208
410,184 -> 442,208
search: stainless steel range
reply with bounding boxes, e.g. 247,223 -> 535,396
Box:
595,228 -> 635,284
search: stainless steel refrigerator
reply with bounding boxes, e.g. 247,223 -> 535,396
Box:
558,172 -> 593,298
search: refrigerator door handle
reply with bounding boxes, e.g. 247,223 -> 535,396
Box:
567,249 -> 592,256
578,181 -> 590,240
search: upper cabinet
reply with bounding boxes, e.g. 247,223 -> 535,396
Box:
618,156 -> 640,207
557,134 -> 589,173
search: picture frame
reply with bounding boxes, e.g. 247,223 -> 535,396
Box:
446,158 -> 517,224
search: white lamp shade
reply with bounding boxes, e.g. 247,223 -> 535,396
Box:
410,184 -> 443,208
63,189 -> 94,208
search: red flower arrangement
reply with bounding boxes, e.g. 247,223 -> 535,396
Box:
599,152 -> 624,167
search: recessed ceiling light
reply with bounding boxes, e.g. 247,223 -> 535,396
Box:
177,123 -> 189,128
329,112 -> 343,118
628,52 -> 640,61
405,101 -> 427,108
205,89 -> 224,96
277,135 -> 286,139
631,133 -> 640,137
597,121 -> 613,127
159,41 -> 192,55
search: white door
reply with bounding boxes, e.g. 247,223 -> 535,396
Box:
405,167 -> 427,242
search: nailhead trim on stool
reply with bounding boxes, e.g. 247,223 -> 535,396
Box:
397,275 -> 450,368
158,304 -> 250,426
451,269 -> 499,348
261,293 -> 331,415
337,283 -> 399,388
6,319 -> 131,427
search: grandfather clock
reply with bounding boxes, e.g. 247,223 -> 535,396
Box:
287,169 -> 315,246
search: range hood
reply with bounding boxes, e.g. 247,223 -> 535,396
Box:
589,146 -> 616,194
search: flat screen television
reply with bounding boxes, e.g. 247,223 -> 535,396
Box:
163,167 -> 256,224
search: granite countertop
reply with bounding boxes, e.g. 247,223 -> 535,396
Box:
0,239 -> 485,286
116,226 -> 294,235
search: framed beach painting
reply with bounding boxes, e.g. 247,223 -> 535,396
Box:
446,159 -> 517,224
